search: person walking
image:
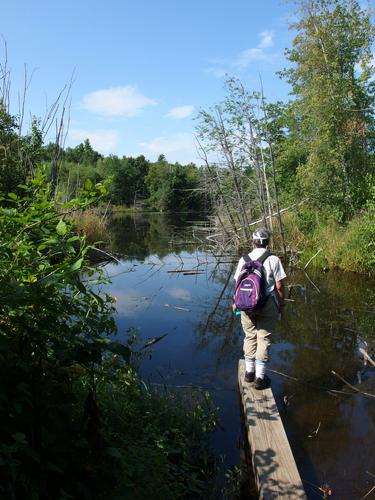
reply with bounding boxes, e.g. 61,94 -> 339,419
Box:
232,227 -> 286,390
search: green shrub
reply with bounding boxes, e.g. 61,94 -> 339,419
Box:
285,197 -> 375,274
93,358 -> 218,499
0,171 -> 218,498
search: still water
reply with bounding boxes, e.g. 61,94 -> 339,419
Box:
104,213 -> 375,499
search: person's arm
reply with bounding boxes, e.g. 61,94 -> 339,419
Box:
275,279 -> 286,319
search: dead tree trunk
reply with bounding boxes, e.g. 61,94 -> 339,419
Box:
216,109 -> 252,241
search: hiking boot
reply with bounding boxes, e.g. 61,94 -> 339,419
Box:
254,375 -> 270,390
245,371 -> 255,383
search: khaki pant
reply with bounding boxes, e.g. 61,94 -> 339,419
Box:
241,297 -> 279,362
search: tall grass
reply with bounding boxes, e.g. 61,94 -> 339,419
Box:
68,209 -> 109,245
282,201 -> 375,274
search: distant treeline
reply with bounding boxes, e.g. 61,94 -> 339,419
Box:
41,140 -> 209,212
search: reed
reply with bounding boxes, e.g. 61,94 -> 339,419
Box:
68,209 -> 109,244
282,207 -> 375,274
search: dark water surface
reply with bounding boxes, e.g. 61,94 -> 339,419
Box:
105,213 -> 375,499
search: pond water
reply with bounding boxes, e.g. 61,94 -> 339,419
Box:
104,213 -> 375,499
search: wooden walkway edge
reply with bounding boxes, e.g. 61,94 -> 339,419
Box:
238,360 -> 307,499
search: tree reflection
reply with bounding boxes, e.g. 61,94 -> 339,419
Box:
107,212 -> 211,260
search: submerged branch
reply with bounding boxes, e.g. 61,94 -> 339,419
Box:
268,368 -> 353,397
331,370 -> 375,399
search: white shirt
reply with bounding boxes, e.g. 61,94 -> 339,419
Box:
233,248 -> 286,297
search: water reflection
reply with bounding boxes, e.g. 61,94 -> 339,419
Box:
108,212 -> 209,259
105,213 -> 375,499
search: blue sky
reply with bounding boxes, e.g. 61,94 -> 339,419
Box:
3,0 -> 298,163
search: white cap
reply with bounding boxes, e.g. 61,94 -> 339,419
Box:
252,227 -> 270,244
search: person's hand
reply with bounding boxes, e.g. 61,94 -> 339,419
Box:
232,303 -> 237,313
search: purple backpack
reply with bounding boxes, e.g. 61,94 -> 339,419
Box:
234,252 -> 271,312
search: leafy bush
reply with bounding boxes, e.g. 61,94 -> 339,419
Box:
0,171 -> 117,497
283,188 -> 375,274
0,172 -> 218,498
93,358 -> 218,499
335,186 -> 375,273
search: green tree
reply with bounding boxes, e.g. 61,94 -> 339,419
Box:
96,154 -> 123,178
109,155 -> 149,205
42,159 -> 104,201
0,102 -> 43,194
145,157 -> 206,212
41,141 -> 65,162
282,0 -> 375,219
65,139 -> 102,165
264,101 -> 309,205
145,155 -> 171,211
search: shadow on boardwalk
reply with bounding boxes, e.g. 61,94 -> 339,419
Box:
238,360 -> 307,499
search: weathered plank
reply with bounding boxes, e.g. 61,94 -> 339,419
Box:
238,360 -> 307,499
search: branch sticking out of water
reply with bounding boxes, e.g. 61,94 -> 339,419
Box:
308,421 -> 321,438
303,248 -> 322,271
167,269 -> 203,273
141,333 -> 168,350
164,304 -> 190,312
331,370 -> 375,399
268,368 -> 352,397
359,485 -> 375,500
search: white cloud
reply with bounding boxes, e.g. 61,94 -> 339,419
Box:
235,48 -> 271,67
140,133 -> 196,164
258,30 -> 274,49
69,128 -> 119,152
204,66 -> 228,78
165,105 -> 194,119
166,288 -> 192,301
109,288 -> 151,317
235,30 -> 276,67
206,29 -> 277,76
82,85 -> 156,117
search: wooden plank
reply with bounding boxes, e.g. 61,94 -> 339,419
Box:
238,360 -> 307,499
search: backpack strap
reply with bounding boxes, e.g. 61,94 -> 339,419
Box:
256,251 -> 272,264
242,252 -> 272,265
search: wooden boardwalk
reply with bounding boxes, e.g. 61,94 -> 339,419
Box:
238,360 -> 307,499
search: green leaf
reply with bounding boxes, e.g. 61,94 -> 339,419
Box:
67,236 -> 81,243
93,337 -> 111,345
85,178 -> 93,190
68,258 -> 83,273
56,219 -> 67,236
7,192 -> 18,200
